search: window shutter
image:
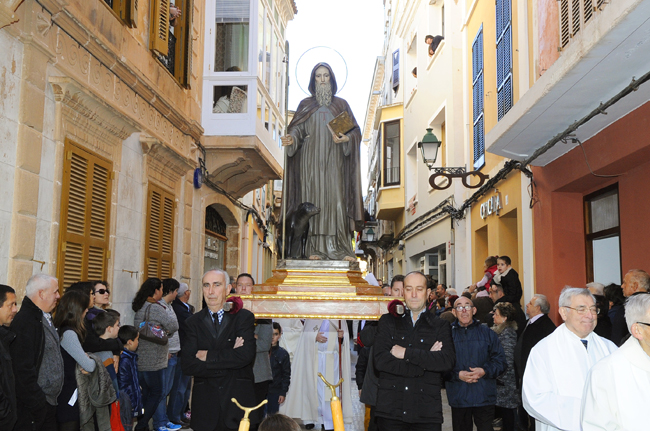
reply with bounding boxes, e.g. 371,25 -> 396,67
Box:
126,0 -> 139,28
392,49 -> 399,91
145,184 -> 175,279
472,28 -> 485,170
496,0 -> 512,121
150,0 -> 170,56
58,141 -> 112,290
179,0 -> 193,87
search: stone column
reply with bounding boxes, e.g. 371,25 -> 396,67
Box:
8,41 -> 52,295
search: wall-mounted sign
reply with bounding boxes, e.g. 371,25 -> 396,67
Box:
480,193 -> 502,219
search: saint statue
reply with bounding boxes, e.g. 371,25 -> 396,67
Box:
281,63 -> 364,261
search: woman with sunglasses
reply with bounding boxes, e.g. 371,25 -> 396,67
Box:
92,281 -> 111,310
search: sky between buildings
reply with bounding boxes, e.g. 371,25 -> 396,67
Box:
286,0 -> 385,193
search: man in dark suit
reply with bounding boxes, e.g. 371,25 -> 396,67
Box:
181,270 -> 257,431
611,269 -> 650,345
514,294 -> 556,431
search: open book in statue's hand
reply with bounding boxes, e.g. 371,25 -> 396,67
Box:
327,111 -> 356,137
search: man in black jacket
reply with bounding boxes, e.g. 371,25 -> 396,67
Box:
10,274 -> 62,431
0,284 -> 17,430
181,270 -> 257,431
611,269 -> 650,345
513,294 -> 556,431
373,271 -> 456,431
356,275 -> 406,431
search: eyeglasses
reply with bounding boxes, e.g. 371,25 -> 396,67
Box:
636,322 -> 650,327
563,306 -> 599,315
95,289 -> 110,295
455,305 -> 473,311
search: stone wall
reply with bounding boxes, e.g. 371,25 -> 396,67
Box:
0,0 -> 210,314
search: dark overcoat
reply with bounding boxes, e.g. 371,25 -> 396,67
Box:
181,307 -> 257,431
373,310 -> 456,424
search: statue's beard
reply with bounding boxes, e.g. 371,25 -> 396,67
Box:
315,83 -> 332,106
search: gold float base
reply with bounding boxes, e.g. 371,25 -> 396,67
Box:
238,260 -> 391,320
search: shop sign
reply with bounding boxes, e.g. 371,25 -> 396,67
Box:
480,193 -> 502,219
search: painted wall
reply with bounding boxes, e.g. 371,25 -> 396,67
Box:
532,100 -> 650,323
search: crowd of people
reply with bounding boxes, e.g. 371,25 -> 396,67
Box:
0,262 -> 648,431
353,261 -> 650,431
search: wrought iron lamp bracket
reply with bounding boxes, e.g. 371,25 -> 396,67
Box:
426,166 -> 489,190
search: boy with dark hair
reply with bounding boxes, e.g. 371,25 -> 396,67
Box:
267,322 -> 291,414
118,325 -> 142,430
93,310 -> 121,393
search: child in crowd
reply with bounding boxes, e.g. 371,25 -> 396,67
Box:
267,322 -> 291,414
93,309 -> 121,394
469,256 -> 499,297
493,255 -> 523,304
118,325 -> 143,430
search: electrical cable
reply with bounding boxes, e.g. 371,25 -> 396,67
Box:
384,69 -> 650,248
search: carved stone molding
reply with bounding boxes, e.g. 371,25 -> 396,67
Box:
0,0 -> 23,29
51,77 -> 139,140
37,0 -> 203,142
141,135 -> 197,186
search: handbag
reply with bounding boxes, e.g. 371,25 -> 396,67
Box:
138,302 -> 168,345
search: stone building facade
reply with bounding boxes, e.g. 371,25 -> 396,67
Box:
0,0 -> 206,321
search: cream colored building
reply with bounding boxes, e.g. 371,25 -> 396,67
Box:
200,0 -> 296,285
361,0 -> 467,288
0,0 -> 295,320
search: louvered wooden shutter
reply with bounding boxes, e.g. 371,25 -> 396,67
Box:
58,140 -> 112,290
179,0 -> 193,87
150,0 -> 170,55
145,184 -> 174,279
472,28 -> 485,170
128,0 -> 139,28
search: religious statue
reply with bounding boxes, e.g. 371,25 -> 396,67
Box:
281,63 -> 364,261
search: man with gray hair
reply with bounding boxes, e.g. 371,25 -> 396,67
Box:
522,287 -> 617,431
181,269 -> 257,431
514,294 -> 556,431
611,269 -> 650,345
581,293 -> 650,430
10,274 -> 63,431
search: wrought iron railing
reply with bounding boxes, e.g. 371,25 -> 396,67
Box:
158,31 -> 177,76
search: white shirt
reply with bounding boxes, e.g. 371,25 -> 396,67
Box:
581,337 -> 650,430
522,324 -> 617,431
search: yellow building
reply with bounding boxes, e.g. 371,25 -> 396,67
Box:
464,0 -> 534,296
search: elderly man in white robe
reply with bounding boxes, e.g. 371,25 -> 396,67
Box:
581,293 -> 650,430
522,286 -> 617,431
281,319 -> 352,430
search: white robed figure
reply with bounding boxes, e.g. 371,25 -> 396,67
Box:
522,323 -> 616,431
274,318 -> 305,361
281,319 -> 353,429
581,293 -> 650,431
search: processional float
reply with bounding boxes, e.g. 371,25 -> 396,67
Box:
229,50 -> 391,431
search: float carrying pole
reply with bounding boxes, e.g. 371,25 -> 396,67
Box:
318,373 -> 345,431
232,398 -> 268,431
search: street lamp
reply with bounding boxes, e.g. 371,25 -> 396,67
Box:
417,128 -> 442,169
365,227 -> 375,242
417,128 -> 489,190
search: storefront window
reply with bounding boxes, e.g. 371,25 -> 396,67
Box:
215,0 -> 250,72
585,184 -> 621,284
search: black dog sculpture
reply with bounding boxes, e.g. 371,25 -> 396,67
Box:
277,202 -> 321,259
